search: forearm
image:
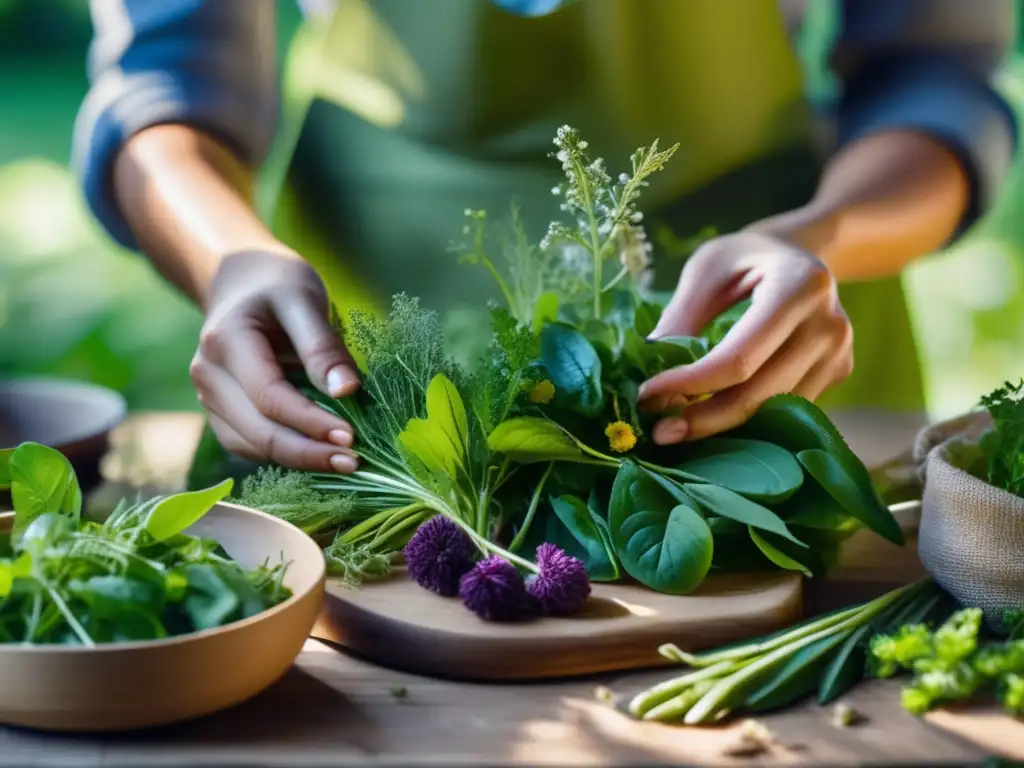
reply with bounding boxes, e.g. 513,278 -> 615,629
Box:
113,124 -> 294,309
748,130 -> 970,282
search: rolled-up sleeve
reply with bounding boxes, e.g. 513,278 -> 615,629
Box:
832,0 -> 1018,230
72,0 -> 279,249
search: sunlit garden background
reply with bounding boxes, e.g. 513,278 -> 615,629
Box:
1,1 -> 1024,419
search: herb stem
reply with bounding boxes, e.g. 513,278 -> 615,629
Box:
508,462 -> 555,554
600,266 -> 630,294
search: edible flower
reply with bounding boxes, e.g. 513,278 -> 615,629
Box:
529,380 -> 556,404
605,421 -> 637,453
459,556 -> 529,622
404,516 -> 476,597
527,543 -> 591,616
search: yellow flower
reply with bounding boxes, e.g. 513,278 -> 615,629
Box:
529,380 -> 556,404
605,421 -> 637,453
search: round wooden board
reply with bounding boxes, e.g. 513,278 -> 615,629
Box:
311,570 -> 803,681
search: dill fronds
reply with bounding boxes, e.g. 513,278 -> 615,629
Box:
237,466 -> 354,539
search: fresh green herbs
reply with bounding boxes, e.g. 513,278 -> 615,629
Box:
625,579 -> 950,723
251,126 -> 899,611
0,442 -> 291,645
871,606 -> 1024,716
978,380 -> 1024,497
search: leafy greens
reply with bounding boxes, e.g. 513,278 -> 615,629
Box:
0,442 -> 291,645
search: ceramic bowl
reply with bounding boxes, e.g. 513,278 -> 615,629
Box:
0,378 -> 128,491
0,502 -> 326,732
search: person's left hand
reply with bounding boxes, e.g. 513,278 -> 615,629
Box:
637,230 -> 853,445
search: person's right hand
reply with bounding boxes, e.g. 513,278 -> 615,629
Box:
189,250 -> 362,474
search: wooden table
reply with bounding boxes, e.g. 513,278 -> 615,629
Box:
3,412 -> 1023,767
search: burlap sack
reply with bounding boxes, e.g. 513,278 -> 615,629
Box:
914,411 -> 1024,631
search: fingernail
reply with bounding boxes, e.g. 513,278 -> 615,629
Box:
328,429 -> 353,447
330,454 -> 358,473
326,367 -> 358,398
653,419 -> 688,446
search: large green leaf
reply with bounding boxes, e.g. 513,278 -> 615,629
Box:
145,479 -> 234,542
425,374 -> 469,463
547,495 -> 620,581
672,438 -> 803,503
539,323 -> 604,416
487,418 -> 584,464
683,484 -> 807,547
609,463 -> 713,594
8,442 -> 80,540
797,449 -> 903,545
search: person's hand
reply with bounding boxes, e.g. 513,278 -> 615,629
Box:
188,250 -> 362,473
638,231 -> 853,444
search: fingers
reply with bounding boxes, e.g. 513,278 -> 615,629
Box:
650,244 -> 752,338
650,312 -> 852,445
191,354 -> 360,473
212,326 -> 354,447
272,294 -> 360,399
640,258 -> 833,403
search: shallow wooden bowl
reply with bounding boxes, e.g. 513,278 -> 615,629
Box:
0,502 -> 326,733
0,378 -> 127,492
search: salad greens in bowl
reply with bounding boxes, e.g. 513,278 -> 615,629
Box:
0,441 -> 325,732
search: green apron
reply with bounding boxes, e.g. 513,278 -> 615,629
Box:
268,0 -> 924,414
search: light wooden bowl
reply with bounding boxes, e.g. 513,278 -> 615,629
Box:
0,502 -> 326,733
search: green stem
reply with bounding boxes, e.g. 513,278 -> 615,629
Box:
571,156 -> 605,318
600,265 -> 630,294
447,514 -> 538,573
628,659 -> 740,717
683,582 -> 919,724
340,505 -> 423,545
508,462 -> 555,554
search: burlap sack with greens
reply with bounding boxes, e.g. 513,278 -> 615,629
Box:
914,382 -> 1024,632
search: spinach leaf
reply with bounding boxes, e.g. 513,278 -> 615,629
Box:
797,449 -> 902,545
776,479 -> 855,531
671,438 -> 803,503
609,463 -> 713,594
683,484 -> 806,547
540,323 -> 604,416
182,564 -> 242,630
8,443 -> 81,542
487,417 -> 585,463
634,302 -> 662,338
548,495 -> 620,581
145,478 -> 234,542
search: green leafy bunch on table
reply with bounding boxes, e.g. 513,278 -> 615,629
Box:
239,127 -> 901,622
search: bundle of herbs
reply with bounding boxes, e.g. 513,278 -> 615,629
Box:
243,126 -> 902,623
0,442 -> 291,645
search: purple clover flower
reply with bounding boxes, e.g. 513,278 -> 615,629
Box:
458,556 -> 530,622
526,543 -> 591,617
403,516 -> 476,597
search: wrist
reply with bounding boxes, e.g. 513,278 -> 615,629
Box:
744,202 -> 842,270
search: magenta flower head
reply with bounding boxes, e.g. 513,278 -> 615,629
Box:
404,516 -> 476,597
459,556 -> 530,622
527,543 -> 591,617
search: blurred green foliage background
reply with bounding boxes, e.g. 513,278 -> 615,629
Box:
0,1 -> 1022,419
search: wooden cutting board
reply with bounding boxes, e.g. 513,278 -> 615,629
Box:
311,570 -> 802,681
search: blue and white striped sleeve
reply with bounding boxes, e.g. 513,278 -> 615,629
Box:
72,0 -> 279,250
832,0 -> 1018,229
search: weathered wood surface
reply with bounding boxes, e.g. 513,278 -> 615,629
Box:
2,410 -> 1022,767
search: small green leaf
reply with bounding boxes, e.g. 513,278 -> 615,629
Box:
672,438 -> 804,503
487,418 -> 584,464
748,527 -> 813,577
0,448 -> 13,490
609,463 -> 713,594
540,324 -> 604,416
684,484 -> 806,547
818,624 -> 872,705
399,419 -> 458,477
183,564 -> 241,630
547,495 -> 620,581
634,302 -> 662,338
797,449 -> 902,545
145,479 -> 234,542
533,292 -> 560,334
777,479 -> 855,531
8,442 -> 80,538
0,553 -> 31,597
